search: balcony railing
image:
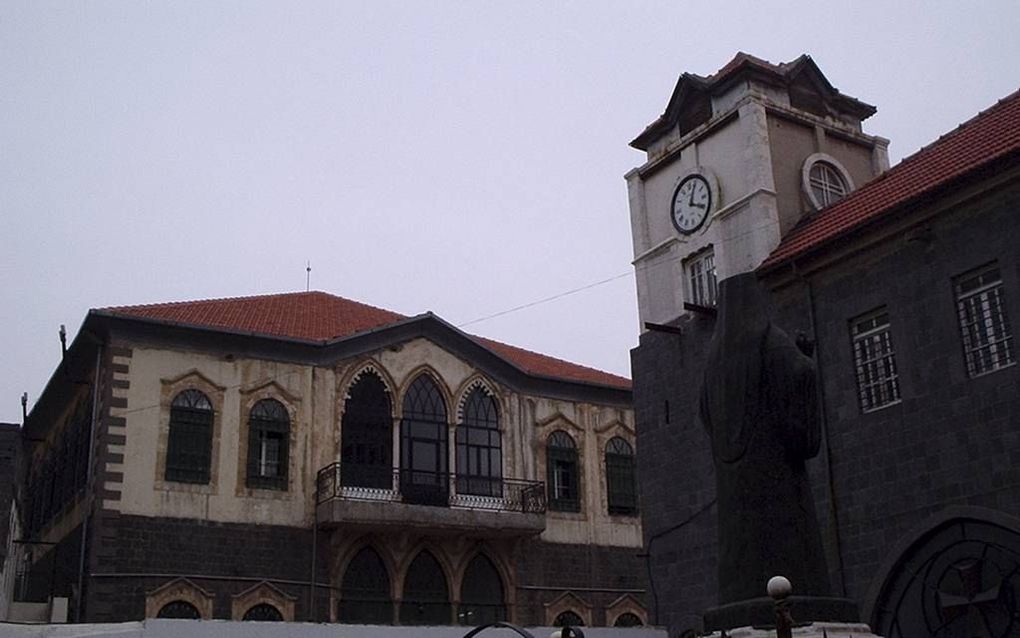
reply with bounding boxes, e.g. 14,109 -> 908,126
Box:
315,463 -> 546,514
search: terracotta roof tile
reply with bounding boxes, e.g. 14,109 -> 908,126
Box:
101,292 -> 631,390
761,89 -> 1020,270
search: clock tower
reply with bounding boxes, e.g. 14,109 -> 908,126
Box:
626,53 -> 890,327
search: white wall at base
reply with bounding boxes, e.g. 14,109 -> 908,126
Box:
0,620 -> 668,638
702,622 -> 882,637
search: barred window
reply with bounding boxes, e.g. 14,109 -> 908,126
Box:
686,249 -> 718,308
157,600 -> 201,619
242,603 -> 283,621
165,390 -> 213,484
456,387 -> 502,497
615,612 -> 644,627
851,310 -> 901,412
458,554 -> 506,625
955,263 -> 1014,377
399,550 -> 451,625
605,437 -> 637,516
246,399 -> 289,490
554,610 -> 585,627
339,547 -> 393,625
547,430 -> 579,512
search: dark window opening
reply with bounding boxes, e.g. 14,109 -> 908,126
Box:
246,398 -> 289,490
165,389 -> 213,484
341,372 -> 393,489
400,376 -> 448,506
547,430 -> 579,512
554,610 -> 585,627
458,554 -> 506,626
456,387 -> 502,497
614,612 -> 643,627
242,603 -> 283,621
157,600 -> 201,619
399,550 -> 450,626
339,547 -> 393,625
606,437 -> 637,516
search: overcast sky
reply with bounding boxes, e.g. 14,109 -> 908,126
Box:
2,2 -> 1018,423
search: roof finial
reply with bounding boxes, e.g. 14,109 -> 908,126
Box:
306,261 -> 311,292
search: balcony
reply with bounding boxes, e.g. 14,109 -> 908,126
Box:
315,463 -> 546,536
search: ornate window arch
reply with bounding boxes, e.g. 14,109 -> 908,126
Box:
456,385 -> 502,498
458,553 -> 507,625
341,369 -> 394,490
231,580 -> 296,621
544,591 -> 592,627
606,593 -> 648,627
400,374 -> 449,505
547,430 -> 580,512
145,577 -> 214,619
400,549 -> 451,626
338,545 -> 394,625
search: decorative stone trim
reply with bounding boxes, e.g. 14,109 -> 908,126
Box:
544,590 -> 593,627
235,382 -> 301,496
605,593 -> 648,627
145,577 -> 214,619
230,580 -> 296,621
155,370 -> 226,494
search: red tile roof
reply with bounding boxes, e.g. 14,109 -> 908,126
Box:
101,292 -> 631,390
761,89 -> 1020,271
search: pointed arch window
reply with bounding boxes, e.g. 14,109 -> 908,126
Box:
458,554 -> 506,625
165,389 -> 213,484
456,387 -> 502,497
339,547 -> 393,625
400,375 -> 448,506
246,399 -> 289,490
547,431 -> 579,512
606,437 -> 637,516
400,550 -> 451,625
341,372 -> 393,489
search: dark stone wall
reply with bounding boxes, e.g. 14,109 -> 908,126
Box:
85,514 -> 331,622
514,539 -> 648,626
632,182 -> 1020,636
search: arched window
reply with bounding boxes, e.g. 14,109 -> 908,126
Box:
614,612 -> 643,627
157,600 -> 201,619
339,547 -> 393,625
242,603 -> 283,621
165,390 -> 213,484
341,372 -> 393,489
554,610 -> 585,627
456,387 -> 502,497
606,437 -> 637,516
547,431 -> 579,512
399,550 -> 450,625
807,160 -> 849,207
246,399 -> 289,490
459,554 -> 506,625
400,375 -> 448,506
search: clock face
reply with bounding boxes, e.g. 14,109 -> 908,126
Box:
671,174 -> 712,235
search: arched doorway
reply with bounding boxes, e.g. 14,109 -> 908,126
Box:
872,517 -> 1020,637
459,554 -> 506,625
339,547 -> 394,625
400,550 -> 451,625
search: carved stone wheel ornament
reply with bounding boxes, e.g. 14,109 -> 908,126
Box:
875,519 -> 1020,637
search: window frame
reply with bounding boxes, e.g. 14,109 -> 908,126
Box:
546,430 -> 580,513
850,308 -> 902,413
684,247 -> 718,308
165,389 -> 214,484
954,262 -> 1015,377
456,386 -> 503,498
605,437 -> 638,516
802,153 -> 855,211
245,398 -> 290,491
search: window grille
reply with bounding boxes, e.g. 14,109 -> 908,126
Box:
605,437 -> 637,516
808,161 -> 848,207
456,387 -> 502,497
242,603 -> 283,621
341,372 -> 393,489
157,600 -> 201,619
851,310 -> 901,412
614,612 -> 643,627
554,610 -> 585,627
165,389 -> 214,484
547,430 -> 579,512
955,263 -> 1014,377
400,375 -> 449,505
686,249 -> 718,307
246,399 -> 289,490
